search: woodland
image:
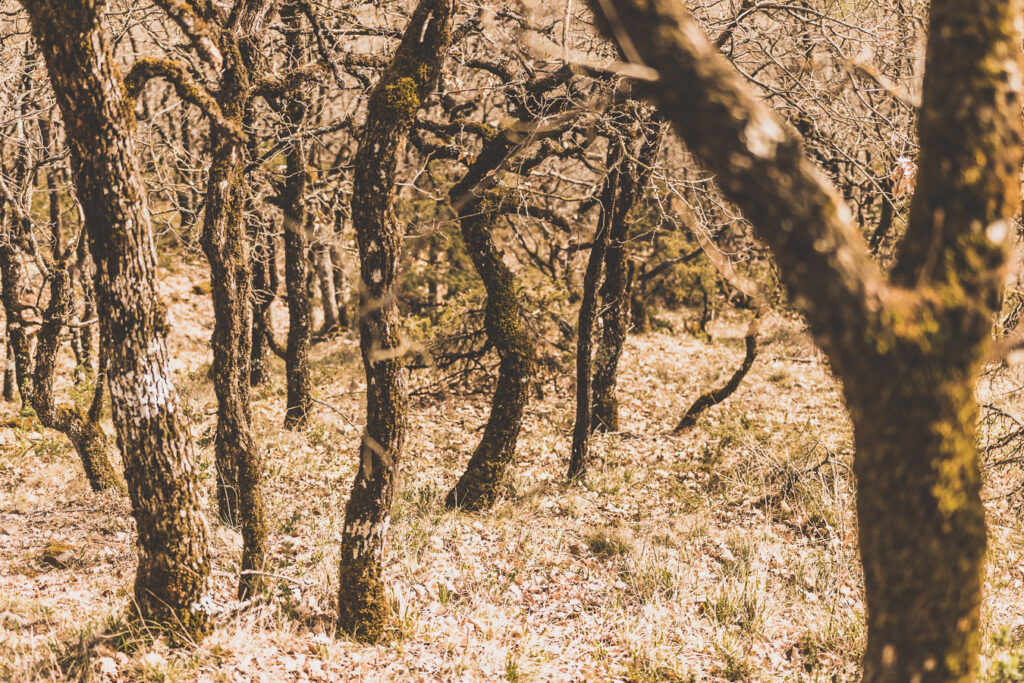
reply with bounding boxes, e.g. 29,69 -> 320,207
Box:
2,0 -> 1024,681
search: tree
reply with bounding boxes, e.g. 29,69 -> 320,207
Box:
590,116 -> 662,434
570,106 -> 663,476
121,0 -> 337,597
337,0 -> 454,641
585,0 -> 1024,678
279,0 -> 314,430
440,65 -> 576,510
18,0 -> 213,640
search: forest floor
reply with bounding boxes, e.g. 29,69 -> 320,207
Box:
3,259 -> 1024,682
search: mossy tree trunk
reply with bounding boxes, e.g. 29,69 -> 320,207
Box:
31,261 -> 123,491
441,119 -> 552,510
586,0 -> 1024,678
20,0 -> 213,640
201,119 -> 269,597
592,118 -> 662,433
191,7 -> 273,599
281,2 -> 313,429
444,202 -> 534,510
337,0 -> 454,641
201,125 -> 250,527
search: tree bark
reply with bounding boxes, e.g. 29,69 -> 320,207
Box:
250,217 -> 278,386
337,0 -> 453,641
2,334 -> 15,402
75,234 -> 97,374
197,12 -> 272,598
21,0 -> 213,640
569,136 -> 624,479
586,0 -> 1024,678
440,109 -> 558,510
0,84 -> 35,410
200,123 -> 269,596
281,4 -> 313,429
444,203 -> 534,510
31,262 -> 123,491
314,242 -> 341,335
592,119 -> 662,433
0,228 -> 33,408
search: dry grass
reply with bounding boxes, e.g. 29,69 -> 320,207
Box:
2,261 -> 1024,681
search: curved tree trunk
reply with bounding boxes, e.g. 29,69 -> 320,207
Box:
444,205 -> 534,510
337,0 -> 454,641
585,0 -> 1024,677
439,99 -> 562,510
31,263 -> 123,491
21,0 -> 213,640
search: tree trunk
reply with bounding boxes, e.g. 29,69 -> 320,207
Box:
0,233 -> 33,407
21,0 -> 213,640
440,99 -> 557,510
568,138 -> 623,479
75,234 -> 97,374
673,319 -> 758,433
314,243 -> 341,335
338,0 -> 454,641
281,8 -> 313,428
250,219 -> 278,386
2,334 -> 15,402
330,243 -> 349,329
31,263 -> 123,491
850,366 -> 986,680
628,260 -> 649,333
592,120 -> 661,433
281,158 -> 313,429
1,83 -> 35,410
198,14 -> 271,594
200,123 -> 269,595
444,205 -> 534,510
